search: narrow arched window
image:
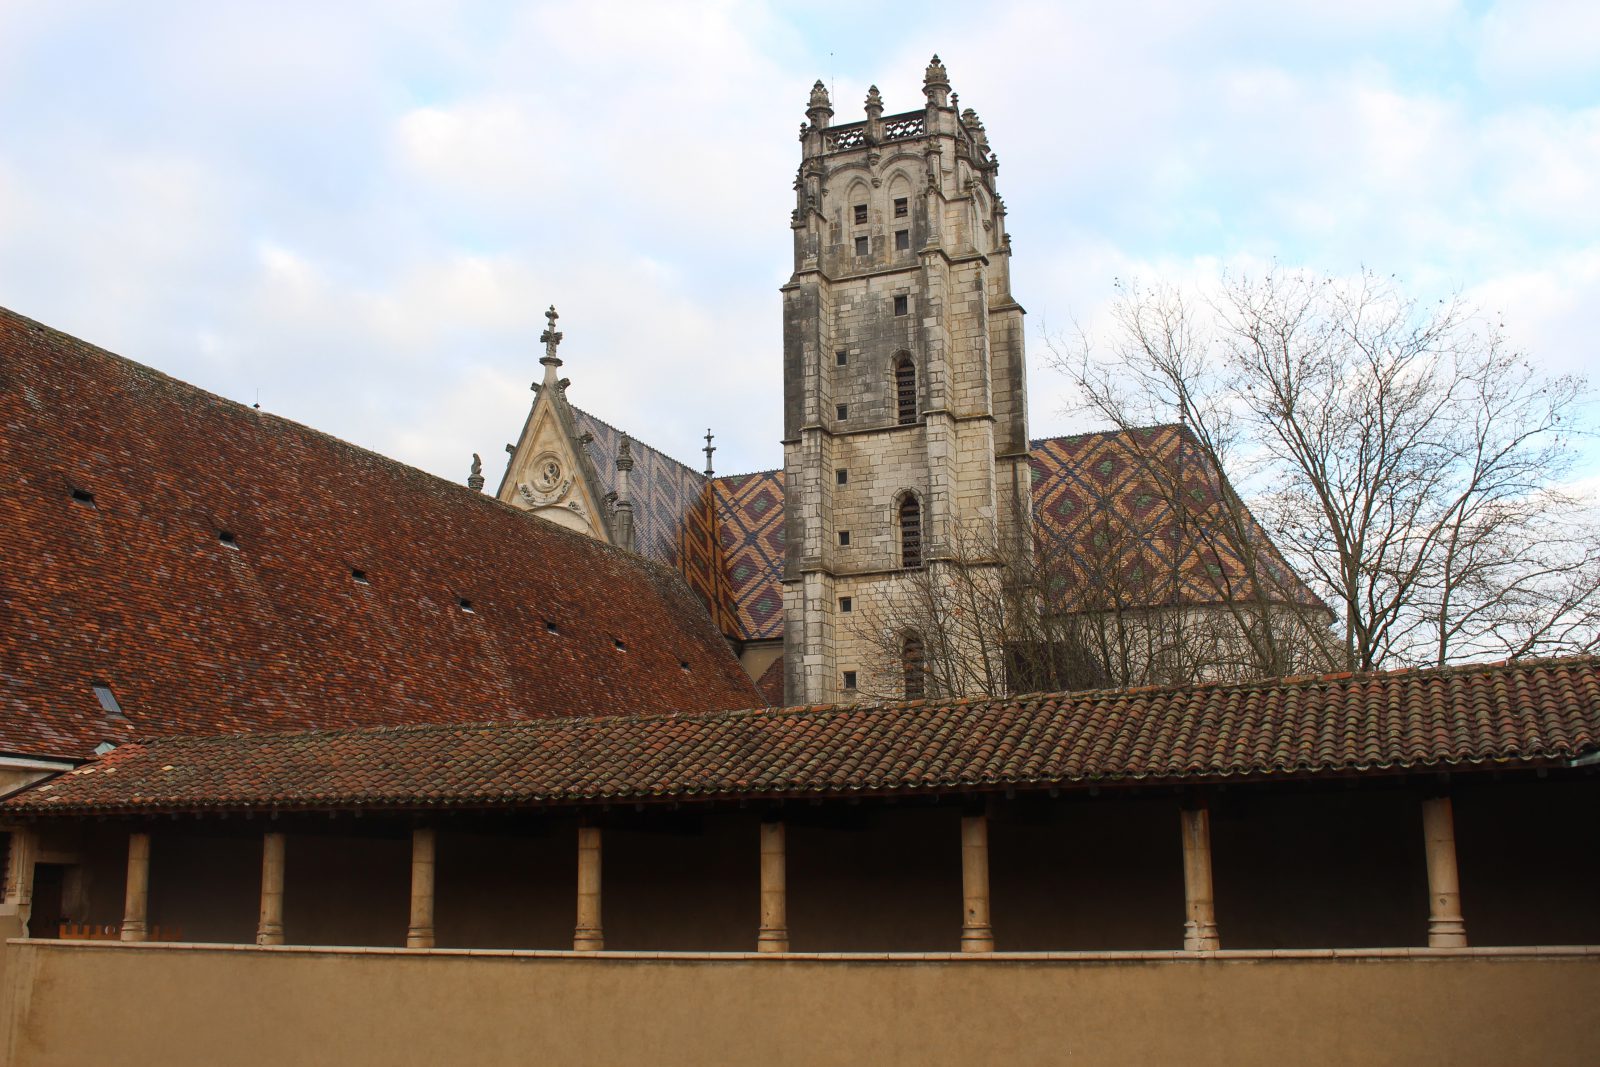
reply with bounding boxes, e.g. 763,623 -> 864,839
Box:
895,355 -> 917,425
899,493 -> 922,570
903,632 -> 926,700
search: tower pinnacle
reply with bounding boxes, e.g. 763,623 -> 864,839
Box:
923,54 -> 950,107
805,79 -> 833,129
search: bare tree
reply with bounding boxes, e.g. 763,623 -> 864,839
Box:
1056,269 -> 1600,671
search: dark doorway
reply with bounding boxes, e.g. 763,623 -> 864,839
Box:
29,863 -> 67,938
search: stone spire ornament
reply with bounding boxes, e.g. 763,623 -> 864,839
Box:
864,84 -> 884,146
864,84 -> 883,119
467,453 -> 485,492
806,79 -> 833,129
537,304 -> 566,396
613,435 -> 636,552
702,429 -> 716,478
923,54 -> 950,107
539,305 -> 563,368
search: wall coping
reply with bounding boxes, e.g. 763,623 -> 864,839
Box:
9,939 -> 1598,963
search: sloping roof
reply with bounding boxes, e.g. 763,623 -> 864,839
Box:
0,307 -> 761,760
711,470 -> 785,641
668,427 -> 1322,644
10,656 -> 1596,815
569,409 -> 742,638
754,654 -> 786,706
1030,426 -> 1323,611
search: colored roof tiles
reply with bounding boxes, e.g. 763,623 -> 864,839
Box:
0,307 -> 761,761
662,426 -> 1325,644
711,469 -> 785,641
1030,427 -> 1323,611
10,656 -> 1597,815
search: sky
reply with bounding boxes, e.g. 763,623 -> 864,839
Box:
1,0 -> 1596,484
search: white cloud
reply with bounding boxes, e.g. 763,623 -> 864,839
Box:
0,0 -> 1594,489
1479,0 -> 1600,85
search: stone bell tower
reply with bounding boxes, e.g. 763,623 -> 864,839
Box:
780,57 -> 1031,705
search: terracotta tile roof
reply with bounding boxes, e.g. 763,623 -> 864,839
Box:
754,654 -> 785,706
0,307 -> 761,760
10,657 -> 1596,816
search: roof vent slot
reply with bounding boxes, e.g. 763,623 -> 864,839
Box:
218,530 -> 239,550
69,487 -> 96,507
458,598 -> 474,613
545,620 -> 560,635
613,638 -> 627,651
351,568 -> 369,584
91,683 -> 126,720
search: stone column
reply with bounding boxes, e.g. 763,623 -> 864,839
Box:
960,812 -> 994,952
407,827 -> 436,949
573,824 -> 603,951
256,831 -> 286,946
1422,796 -> 1468,948
757,820 -> 788,952
6,828 -> 38,935
1181,803 -> 1220,951
120,831 -> 151,942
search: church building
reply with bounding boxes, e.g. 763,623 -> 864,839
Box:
0,59 -> 1595,1067
496,58 -> 1323,707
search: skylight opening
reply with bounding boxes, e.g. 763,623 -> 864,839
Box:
613,638 -> 627,651
69,487 -> 96,508
545,620 -> 561,635
218,530 -> 239,550
351,568 -> 369,584
679,660 -> 691,672
458,598 -> 474,613
91,683 -> 125,720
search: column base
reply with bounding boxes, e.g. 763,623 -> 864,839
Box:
1183,920 -> 1219,951
120,922 -> 148,943
256,924 -> 284,947
960,926 -> 994,953
757,928 -> 790,953
1428,919 -> 1468,948
573,928 -> 604,952
406,928 -> 435,950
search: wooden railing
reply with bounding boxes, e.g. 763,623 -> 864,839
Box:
58,922 -> 182,941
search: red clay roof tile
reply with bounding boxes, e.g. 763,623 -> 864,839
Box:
9,656 -> 1596,815
0,307 -> 761,760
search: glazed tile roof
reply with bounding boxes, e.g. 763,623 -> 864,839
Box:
710,470 -> 785,641
10,656 -> 1597,815
0,307 -> 761,760
1030,427 -> 1322,611
667,426 -> 1323,644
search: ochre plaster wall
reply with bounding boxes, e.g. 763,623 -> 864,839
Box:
4,943 -> 1598,1067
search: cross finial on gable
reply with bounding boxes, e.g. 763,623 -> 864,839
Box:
539,305 -> 564,368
